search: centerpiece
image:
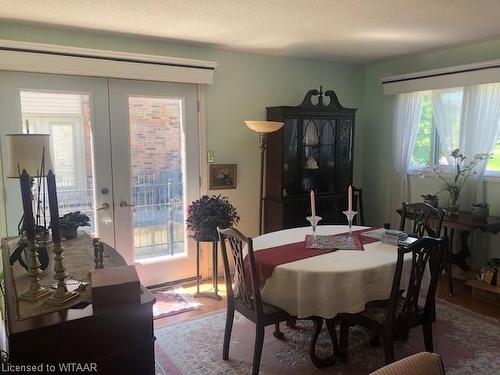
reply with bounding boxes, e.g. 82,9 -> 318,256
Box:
186,195 -> 240,241
419,149 -> 490,215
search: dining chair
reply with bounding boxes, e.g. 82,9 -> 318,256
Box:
399,202 -> 445,238
338,236 -> 446,365
218,227 -> 290,375
352,186 -> 365,226
399,202 -> 452,295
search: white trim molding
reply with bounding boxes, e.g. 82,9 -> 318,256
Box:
197,84 -> 209,195
0,39 -> 217,84
382,59 -> 500,95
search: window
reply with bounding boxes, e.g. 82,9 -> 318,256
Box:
409,88 -> 500,174
20,90 -> 95,229
490,137 -> 500,172
411,94 -> 436,167
410,92 -> 458,168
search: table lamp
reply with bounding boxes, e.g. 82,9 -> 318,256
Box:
6,133 -> 54,301
244,121 -> 284,234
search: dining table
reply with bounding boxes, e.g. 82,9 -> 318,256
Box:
252,224 -> 422,367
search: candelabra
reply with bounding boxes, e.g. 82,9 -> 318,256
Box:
45,170 -> 79,306
343,210 -> 358,234
306,215 -> 322,239
18,170 -> 51,302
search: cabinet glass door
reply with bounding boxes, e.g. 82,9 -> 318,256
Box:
301,118 -> 336,194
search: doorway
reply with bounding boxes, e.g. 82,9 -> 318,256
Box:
0,72 -> 200,286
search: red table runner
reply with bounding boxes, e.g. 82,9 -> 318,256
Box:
248,227 -> 379,288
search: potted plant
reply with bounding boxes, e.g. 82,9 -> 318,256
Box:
472,202 -> 490,220
421,194 -> 439,208
186,195 -> 240,241
57,211 -> 90,239
419,149 -> 490,216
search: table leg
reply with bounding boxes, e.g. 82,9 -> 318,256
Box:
450,230 -> 471,272
194,240 -> 222,301
196,240 -> 200,295
213,241 -> 218,296
309,317 -> 337,368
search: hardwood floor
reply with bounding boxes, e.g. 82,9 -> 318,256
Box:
154,274 -> 500,329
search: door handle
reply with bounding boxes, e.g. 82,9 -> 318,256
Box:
120,200 -> 135,208
97,203 -> 110,211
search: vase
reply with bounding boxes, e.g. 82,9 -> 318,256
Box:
447,192 -> 460,216
61,226 -> 78,239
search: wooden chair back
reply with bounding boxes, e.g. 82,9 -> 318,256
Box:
352,186 -> 365,226
399,202 -> 445,238
387,236 -> 445,325
218,227 -> 264,316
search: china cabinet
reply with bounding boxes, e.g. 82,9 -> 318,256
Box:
264,87 -> 357,233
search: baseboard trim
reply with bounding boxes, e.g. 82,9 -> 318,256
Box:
148,276 -> 200,291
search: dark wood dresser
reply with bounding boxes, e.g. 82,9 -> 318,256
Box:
264,87 -> 357,233
1,235 -> 156,374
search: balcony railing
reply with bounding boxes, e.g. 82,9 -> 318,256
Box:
35,172 -> 185,261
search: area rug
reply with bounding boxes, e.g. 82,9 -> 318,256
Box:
154,300 -> 500,374
152,286 -> 202,319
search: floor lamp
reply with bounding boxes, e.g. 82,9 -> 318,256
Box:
244,121 -> 284,234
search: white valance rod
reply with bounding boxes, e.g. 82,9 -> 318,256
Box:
382,59 -> 500,95
0,40 -> 217,84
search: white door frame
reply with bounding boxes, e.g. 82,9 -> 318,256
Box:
0,71 -> 115,246
109,79 -> 200,286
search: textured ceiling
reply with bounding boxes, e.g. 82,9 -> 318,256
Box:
2,0 -> 500,63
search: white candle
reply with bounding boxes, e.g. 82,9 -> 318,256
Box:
310,190 -> 316,218
348,185 -> 353,211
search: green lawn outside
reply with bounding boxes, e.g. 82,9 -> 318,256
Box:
487,140 -> 500,171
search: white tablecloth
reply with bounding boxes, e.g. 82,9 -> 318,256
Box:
254,225 -> 419,319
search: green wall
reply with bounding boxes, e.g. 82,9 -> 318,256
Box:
362,39 -> 500,267
0,22 -> 364,238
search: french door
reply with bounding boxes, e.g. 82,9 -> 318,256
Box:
0,72 -> 199,286
108,79 -> 199,285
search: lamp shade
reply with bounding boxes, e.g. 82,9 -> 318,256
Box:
244,121 -> 284,134
6,134 -> 53,178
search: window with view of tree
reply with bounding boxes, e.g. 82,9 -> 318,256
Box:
410,89 -> 500,173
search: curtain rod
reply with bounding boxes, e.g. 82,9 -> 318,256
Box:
382,60 -> 500,85
0,46 -> 215,71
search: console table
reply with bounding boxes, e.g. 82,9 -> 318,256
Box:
398,209 -> 500,295
439,212 -> 500,272
1,233 -> 156,374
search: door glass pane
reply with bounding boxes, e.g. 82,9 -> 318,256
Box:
20,91 -> 95,231
128,96 -> 185,261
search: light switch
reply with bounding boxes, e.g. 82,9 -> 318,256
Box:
207,150 -> 215,163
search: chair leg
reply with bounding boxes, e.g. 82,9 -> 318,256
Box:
447,229 -> 454,296
273,322 -> 285,340
252,324 -> 265,375
423,321 -> 434,352
222,307 -> 234,360
339,320 -> 349,363
286,317 -> 297,329
383,333 -> 394,364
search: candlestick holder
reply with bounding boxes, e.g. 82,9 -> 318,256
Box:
343,210 -> 358,234
45,240 -> 79,306
19,239 -> 51,302
306,216 -> 322,238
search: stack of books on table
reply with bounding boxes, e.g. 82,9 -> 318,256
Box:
362,228 -> 417,246
381,230 -> 409,245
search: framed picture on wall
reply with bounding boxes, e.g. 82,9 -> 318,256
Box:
209,164 -> 237,189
